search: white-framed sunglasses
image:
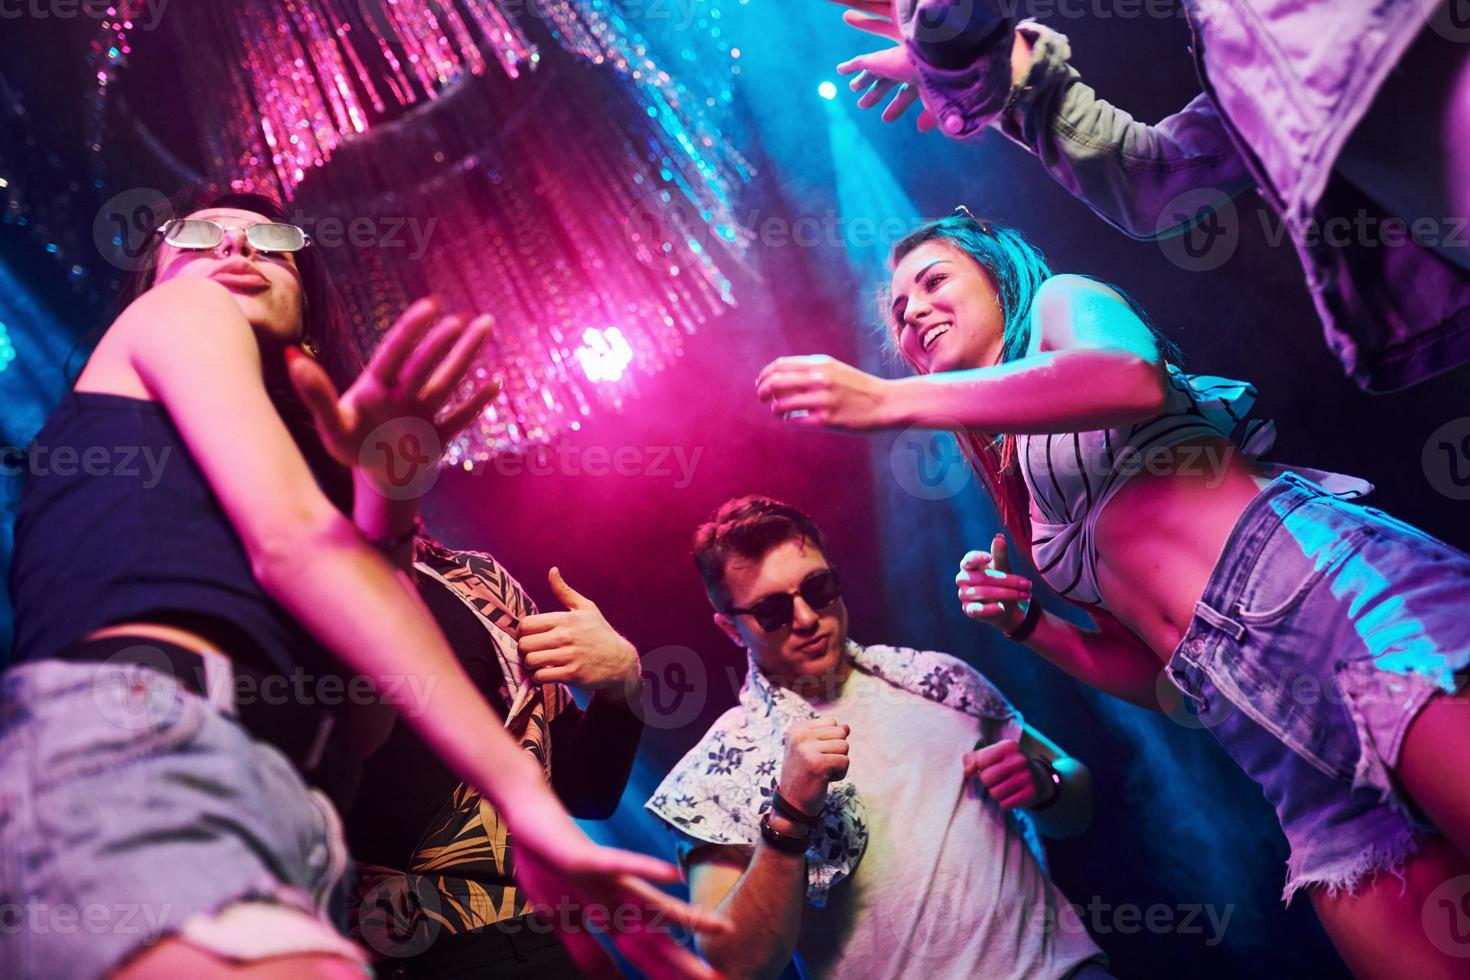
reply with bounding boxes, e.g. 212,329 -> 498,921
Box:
157,218 -> 313,254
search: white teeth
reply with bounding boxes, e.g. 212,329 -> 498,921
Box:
921,324 -> 950,352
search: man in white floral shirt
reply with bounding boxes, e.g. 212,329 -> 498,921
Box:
647,496 -> 1110,979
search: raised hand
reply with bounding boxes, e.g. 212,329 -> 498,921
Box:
963,738 -> 1047,810
830,0 -> 939,130
755,354 -> 896,432
956,533 -> 1032,631
779,717 -> 853,815
508,794 -> 733,979
287,297 -> 500,498
518,567 -> 641,693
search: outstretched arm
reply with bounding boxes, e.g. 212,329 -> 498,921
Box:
121,278 -> 725,978
757,275 -> 1167,435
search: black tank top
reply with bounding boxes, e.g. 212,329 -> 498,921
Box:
7,391 -> 332,676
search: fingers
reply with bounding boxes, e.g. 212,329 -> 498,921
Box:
958,584 -> 1030,605
518,628 -> 571,655
756,370 -> 820,405
547,566 -> 595,611
286,349 -> 348,452
882,85 -> 921,123
827,0 -> 890,14
917,108 -> 939,133
960,550 -> 993,572
518,612 -> 566,636
992,534 -> 1012,574
618,875 -> 733,937
434,376 -> 502,442
841,7 -> 899,40
963,601 -> 1011,622
813,722 -> 851,740
856,76 -> 900,110
520,647 -> 571,671
529,665 -> 577,685
420,313 -> 493,407
551,926 -> 618,979
989,772 -> 1035,809
399,314 -> 466,396
370,296 -> 440,384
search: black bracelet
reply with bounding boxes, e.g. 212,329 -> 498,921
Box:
770,789 -> 820,829
1004,599 -> 1042,644
1027,756 -> 1064,812
760,812 -> 811,855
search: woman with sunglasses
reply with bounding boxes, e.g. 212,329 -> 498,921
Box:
754,211 -> 1470,977
1,189 -> 724,979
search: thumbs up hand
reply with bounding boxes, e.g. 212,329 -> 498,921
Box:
518,568 -> 641,695
956,533 -> 1033,633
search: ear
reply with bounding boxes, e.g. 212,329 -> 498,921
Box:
712,612 -> 745,649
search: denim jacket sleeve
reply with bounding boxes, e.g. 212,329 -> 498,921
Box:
909,14 -> 1258,241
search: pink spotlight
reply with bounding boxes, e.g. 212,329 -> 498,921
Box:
576,327 -> 635,383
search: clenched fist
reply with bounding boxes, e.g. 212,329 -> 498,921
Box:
779,718 -> 852,815
963,739 -> 1052,811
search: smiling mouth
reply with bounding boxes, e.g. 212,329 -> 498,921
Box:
795,633 -> 828,653
920,324 -> 950,353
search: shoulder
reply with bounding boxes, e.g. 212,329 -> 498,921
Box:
1032,274 -> 1158,358
416,539 -> 538,618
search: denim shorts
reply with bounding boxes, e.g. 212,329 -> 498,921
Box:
1166,472 -> 1470,903
0,658 -> 366,978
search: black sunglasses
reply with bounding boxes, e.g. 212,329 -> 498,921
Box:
726,567 -> 842,633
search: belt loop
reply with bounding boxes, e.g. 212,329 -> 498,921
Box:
197,648 -> 239,717
1193,600 -> 1246,642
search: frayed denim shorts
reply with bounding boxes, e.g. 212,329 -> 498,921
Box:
1166,472 -> 1470,903
0,658 -> 368,978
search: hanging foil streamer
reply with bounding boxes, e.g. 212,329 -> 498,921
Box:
85,0 -> 753,460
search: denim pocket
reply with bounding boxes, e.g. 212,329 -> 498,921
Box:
27,663 -> 206,794
1233,503 -> 1375,627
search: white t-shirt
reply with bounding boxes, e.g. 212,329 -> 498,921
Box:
794,667 -> 1103,979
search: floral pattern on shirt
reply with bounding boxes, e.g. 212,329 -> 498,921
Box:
645,640 -> 1026,906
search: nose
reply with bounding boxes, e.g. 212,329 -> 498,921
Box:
906,298 -> 934,332
790,595 -> 820,633
216,225 -> 256,260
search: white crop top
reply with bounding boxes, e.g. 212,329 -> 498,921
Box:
1018,365 -> 1371,608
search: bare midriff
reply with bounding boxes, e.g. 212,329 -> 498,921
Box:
1067,435 -> 1273,661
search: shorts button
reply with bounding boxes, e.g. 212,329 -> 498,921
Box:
943,111 -> 966,135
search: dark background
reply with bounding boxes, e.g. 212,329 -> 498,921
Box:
3,3 -> 1468,976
